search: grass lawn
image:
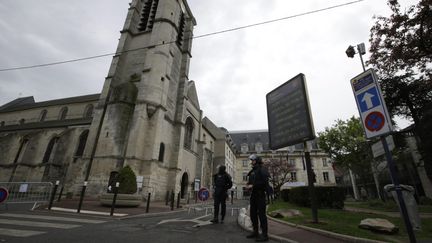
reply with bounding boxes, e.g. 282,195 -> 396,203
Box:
268,200 -> 432,243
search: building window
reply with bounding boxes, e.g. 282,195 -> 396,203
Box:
43,137 -> 58,163
176,12 -> 185,47
39,109 -> 47,122
243,172 -> 248,182
290,172 -> 297,181
75,130 -> 89,157
242,160 -> 249,167
255,142 -> 263,153
288,158 -> 296,166
138,0 -> 159,32
203,134 -> 206,144
323,172 -> 330,182
58,107 -> 68,120
158,143 -> 165,162
322,158 -> 328,167
19,119 -> 25,125
241,143 -> 248,153
184,117 -> 194,150
0,121 -> 4,127
84,105 -> 94,118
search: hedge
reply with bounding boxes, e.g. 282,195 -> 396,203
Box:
287,186 -> 345,209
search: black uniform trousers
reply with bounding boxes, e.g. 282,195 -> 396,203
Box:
250,190 -> 268,234
213,193 -> 227,219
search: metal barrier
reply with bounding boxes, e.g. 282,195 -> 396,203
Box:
0,182 -> 53,210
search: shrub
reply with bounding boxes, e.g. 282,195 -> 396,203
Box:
289,186 -> 345,209
419,196 -> 432,205
117,165 -> 137,194
280,189 -> 290,202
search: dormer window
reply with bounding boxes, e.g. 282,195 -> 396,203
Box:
58,107 -> 68,120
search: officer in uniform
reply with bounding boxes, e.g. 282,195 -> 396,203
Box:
246,154 -> 270,242
211,165 -> 233,223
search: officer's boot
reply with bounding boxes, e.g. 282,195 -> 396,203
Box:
210,217 -> 218,223
255,233 -> 269,242
246,227 -> 259,239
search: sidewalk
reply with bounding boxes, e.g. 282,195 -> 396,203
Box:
237,208 -> 385,243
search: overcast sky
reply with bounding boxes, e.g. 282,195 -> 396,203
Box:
0,0 -> 417,133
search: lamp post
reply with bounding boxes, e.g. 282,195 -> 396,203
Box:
345,42 -> 367,201
346,43 -> 366,71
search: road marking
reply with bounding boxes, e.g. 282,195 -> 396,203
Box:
50,207 -> 127,217
0,213 -> 106,224
157,215 -> 213,228
0,219 -> 79,229
0,228 -> 45,237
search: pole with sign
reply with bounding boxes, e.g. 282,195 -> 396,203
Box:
266,73 -> 318,223
351,69 -> 416,243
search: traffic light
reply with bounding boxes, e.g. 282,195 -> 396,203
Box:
345,45 -> 356,58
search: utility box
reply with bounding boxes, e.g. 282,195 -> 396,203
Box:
384,184 -> 421,230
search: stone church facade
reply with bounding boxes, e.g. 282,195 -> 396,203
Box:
0,0 -> 216,200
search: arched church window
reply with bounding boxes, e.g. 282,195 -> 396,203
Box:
158,143 -> 165,162
83,105 -> 94,118
42,137 -> 58,163
184,117 -> 194,150
58,107 -> 68,120
39,109 -> 47,122
75,130 -> 89,157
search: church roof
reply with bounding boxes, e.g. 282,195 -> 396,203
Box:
0,93 -> 100,113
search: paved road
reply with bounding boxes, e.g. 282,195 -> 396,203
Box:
0,204 -> 278,243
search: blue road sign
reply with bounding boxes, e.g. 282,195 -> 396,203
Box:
198,188 -> 209,201
0,187 -> 9,203
357,86 -> 381,112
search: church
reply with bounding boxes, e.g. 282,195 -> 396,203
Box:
0,0 -> 218,200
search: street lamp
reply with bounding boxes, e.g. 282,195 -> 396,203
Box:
346,43 -> 366,71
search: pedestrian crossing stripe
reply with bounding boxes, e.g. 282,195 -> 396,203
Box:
0,219 -> 80,229
0,228 -> 45,237
0,213 -> 106,224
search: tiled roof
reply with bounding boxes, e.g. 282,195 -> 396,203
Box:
0,94 -> 100,113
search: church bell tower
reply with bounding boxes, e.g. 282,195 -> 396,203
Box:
79,0 -> 197,198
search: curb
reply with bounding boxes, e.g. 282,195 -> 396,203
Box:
268,216 -> 388,243
237,207 -> 298,243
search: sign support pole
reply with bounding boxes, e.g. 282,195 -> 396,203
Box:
304,141 -> 318,223
381,136 -> 416,243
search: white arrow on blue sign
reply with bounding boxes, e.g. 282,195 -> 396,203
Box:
357,86 -> 380,112
351,69 -> 393,139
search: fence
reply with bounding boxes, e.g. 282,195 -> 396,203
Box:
0,182 -> 53,210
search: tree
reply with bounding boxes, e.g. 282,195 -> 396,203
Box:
117,165 -> 137,194
263,157 -> 296,195
368,0 -> 432,179
318,117 -> 375,196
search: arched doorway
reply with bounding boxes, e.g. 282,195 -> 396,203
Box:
180,172 -> 189,199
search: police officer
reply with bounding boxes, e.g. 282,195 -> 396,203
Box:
211,165 -> 232,223
246,154 -> 269,242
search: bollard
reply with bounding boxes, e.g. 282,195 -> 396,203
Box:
176,192 -> 180,208
48,181 -> 60,210
110,182 -> 120,216
231,190 -> 234,205
170,191 -> 175,211
195,191 -> 198,203
165,191 -> 169,206
57,185 -> 64,202
146,193 -> 151,213
77,181 -> 88,213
